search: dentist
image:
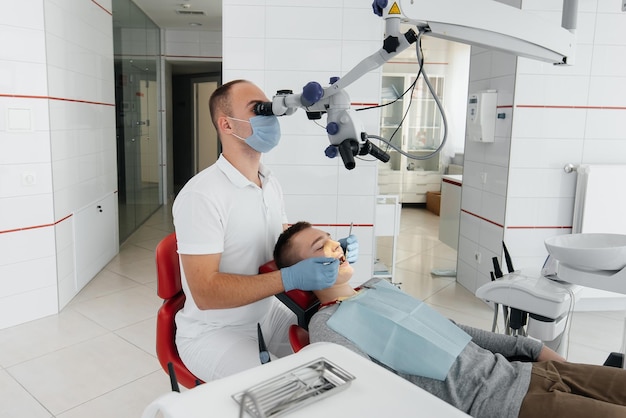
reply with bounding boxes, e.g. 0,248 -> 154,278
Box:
172,80 -> 358,382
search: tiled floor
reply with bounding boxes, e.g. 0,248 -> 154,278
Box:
1,205 -> 625,417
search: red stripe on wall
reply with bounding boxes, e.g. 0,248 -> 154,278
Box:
0,214 -> 73,235
0,94 -> 114,107
507,225 -> 572,230
461,209 -> 504,228
92,0 -> 112,15
516,104 -> 626,110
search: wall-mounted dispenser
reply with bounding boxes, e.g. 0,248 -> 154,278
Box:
467,90 -> 497,143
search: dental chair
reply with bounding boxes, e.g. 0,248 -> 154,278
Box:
259,260 -> 320,330
155,233 -> 204,389
259,261 -> 317,352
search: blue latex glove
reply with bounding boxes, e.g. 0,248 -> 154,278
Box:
281,257 -> 338,292
339,234 -> 359,264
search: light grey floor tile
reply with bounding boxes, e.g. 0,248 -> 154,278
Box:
0,369 -> 52,418
55,371 -> 172,418
70,285 -> 161,331
68,268 -> 140,305
116,317 -> 158,358
0,309 -> 107,368
8,333 -> 160,415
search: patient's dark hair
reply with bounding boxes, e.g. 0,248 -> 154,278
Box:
274,221 -> 312,269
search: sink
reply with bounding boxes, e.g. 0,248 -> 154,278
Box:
545,233 -> 626,271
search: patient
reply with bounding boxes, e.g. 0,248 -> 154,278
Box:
274,222 -> 626,418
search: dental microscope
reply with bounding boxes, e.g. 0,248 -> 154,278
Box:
249,0 -> 575,170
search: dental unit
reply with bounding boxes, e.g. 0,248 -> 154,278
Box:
476,233 -> 626,363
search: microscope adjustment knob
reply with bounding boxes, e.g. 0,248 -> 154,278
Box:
326,122 -> 339,135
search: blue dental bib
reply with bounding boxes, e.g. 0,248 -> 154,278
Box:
327,280 -> 471,380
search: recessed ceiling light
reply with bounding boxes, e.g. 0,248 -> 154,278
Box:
189,22 -> 203,26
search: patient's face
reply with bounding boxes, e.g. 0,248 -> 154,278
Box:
292,227 -> 354,284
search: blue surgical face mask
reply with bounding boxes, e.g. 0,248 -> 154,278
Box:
227,115 -> 281,153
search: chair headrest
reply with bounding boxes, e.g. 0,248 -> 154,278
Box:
259,260 -> 278,273
156,233 -> 182,299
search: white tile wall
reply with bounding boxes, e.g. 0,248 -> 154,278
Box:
164,29 -> 222,59
455,2 -> 626,310
0,0 -> 117,329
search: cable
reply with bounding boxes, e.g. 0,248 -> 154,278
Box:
364,29 -> 449,161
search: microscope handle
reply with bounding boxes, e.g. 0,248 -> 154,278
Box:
366,140 -> 390,163
338,139 -> 358,170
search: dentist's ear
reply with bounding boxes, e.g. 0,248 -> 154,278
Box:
218,115 -> 232,132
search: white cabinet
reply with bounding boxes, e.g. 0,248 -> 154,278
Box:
439,175 -> 462,250
73,194 -> 119,293
377,74 -> 443,203
374,195 -> 401,283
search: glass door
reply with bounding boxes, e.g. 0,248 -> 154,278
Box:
113,0 -> 162,242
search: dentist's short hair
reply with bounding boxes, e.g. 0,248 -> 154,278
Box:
208,79 -> 248,130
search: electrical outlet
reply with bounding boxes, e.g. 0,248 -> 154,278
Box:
474,252 -> 482,264
21,172 -> 37,186
481,172 -> 488,184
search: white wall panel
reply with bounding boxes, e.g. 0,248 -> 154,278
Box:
506,196 -> 575,228
507,168 -> 576,198
284,195 -> 338,225
0,0 -> 116,328
587,76 -> 626,107
483,164 -> 508,196
585,109 -> 626,139
480,191 -> 506,226
221,5 -> 265,37
266,7 -> 342,40
483,138 -> 511,168
0,0 -> 45,28
0,26 -> 46,63
341,8 -> 383,41
338,195 -> 376,226
0,61 -> 48,96
271,164 -> 339,196
264,39 -> 343,72
0,286 -> 58,330
460,186 -> 482,219
0,195 -> 54,232
582,140 -> 626,164
267,0 -> 339,7
594,13 -> 626,45
511,107 -> 587,139
514,74 -> 590,106
591,45 -> 626,76
0,131 -> 51,164
0,257 -> 56,298
509,139 -> 584,169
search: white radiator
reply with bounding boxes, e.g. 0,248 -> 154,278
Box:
573,164 -> 626,234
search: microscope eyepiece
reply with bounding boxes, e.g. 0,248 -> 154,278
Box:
253,102 -> 274,116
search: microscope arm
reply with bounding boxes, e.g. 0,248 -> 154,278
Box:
258,0 -> 577,169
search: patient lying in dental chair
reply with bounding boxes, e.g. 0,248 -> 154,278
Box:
274,222 -> 626,418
